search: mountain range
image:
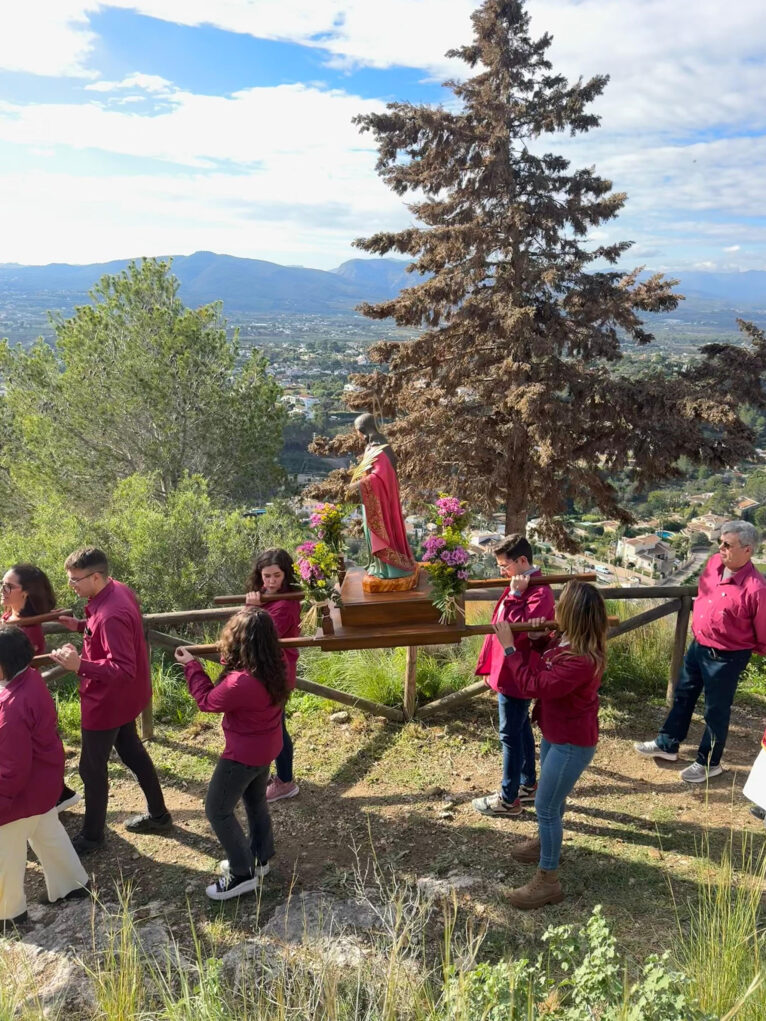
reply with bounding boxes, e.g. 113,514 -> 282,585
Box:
1,250 -> 765,321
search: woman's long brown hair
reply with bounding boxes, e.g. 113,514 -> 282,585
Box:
218,608 -> 288,706
246,548 -> 297,594
555,581 -> 608,674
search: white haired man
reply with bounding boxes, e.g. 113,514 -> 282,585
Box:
635,520 -> 766,783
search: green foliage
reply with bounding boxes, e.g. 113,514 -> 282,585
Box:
451,906 -> 712,1020
0,258 -> 286,515
0,471 -> 305,612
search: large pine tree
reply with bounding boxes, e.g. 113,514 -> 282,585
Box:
311,0 -> 765,543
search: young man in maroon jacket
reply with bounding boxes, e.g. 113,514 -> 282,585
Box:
472,535 -> 555,817
49,548 -> 171,855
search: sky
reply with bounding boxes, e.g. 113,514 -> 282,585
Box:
0,0 -> 764,273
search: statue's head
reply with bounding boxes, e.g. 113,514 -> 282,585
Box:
354,413 -> 387,445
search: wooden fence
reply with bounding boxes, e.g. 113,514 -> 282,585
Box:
39,584 -> 696,738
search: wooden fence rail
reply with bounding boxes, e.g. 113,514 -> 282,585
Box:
37,584 -> 698,737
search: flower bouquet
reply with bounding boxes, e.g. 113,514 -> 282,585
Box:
308,502 -> 348,582
295,539 -> 342,634
308,502 -> 346,553
421,495 -> 472,624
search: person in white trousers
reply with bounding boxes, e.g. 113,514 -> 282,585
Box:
0,627 -> 88,927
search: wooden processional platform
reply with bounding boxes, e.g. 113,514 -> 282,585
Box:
313,567 -> 466,651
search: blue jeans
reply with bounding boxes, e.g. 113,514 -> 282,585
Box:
275,712 -> 293,783
656,640 -> 751,767
536,738 -> 596,870
497,694 -> 536,804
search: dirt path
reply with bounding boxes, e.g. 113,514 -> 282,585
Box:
27,691 -> 766,954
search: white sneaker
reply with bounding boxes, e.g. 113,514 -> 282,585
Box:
680,762 -> 723,784
218,859 -> 270,878
633,740 -> 678,762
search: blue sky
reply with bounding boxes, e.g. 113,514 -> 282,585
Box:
0,0 -> 764,272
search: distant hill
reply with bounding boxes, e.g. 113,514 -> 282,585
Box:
0,252 -> 417,315
0,250 -> 765,322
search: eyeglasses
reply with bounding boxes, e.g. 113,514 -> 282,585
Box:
1,582 -> 20,593
68,571 -> 97,587
719,540 -> 743,550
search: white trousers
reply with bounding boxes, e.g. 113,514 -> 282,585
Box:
0,807 -> 89,920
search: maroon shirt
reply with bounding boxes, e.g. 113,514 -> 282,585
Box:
475,570 -> 556,698
264,596 -> 301,690
184,660 -> 283,766
692,554 -> 766,655
2,612 -> 45,655
514,638 -> 601,747
76,579 -> 151,730
0,666 -> 64,825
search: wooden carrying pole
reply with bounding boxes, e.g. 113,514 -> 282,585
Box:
466,572 -> 597,589
3,608 -> 73,628
213,591 -> 304,606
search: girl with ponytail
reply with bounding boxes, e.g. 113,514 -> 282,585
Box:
175,607 -> 288,901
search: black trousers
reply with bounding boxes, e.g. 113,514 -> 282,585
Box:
79,720 -> 167,841
205,757 -> 274,876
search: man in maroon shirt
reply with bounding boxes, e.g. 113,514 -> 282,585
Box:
635,521 -> 766,783
49,548 -> 171,855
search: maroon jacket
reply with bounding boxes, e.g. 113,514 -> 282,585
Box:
513,638 -> 601,747
263,596 -> 301,690
0,667 -> 64,826
75,579 -> 151,731
2,612 -> 45,655
475,570 -> 556,698
184,660 -> 283,766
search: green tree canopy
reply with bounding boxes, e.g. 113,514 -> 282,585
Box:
310,0 -> 766,547
0,259 -> 286,515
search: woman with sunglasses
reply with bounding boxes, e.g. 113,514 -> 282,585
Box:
2,564 -> 81,812
2,564 -> 57,655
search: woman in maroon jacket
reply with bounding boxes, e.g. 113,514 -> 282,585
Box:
494,580 -> 607,910
0,627 -> 88,927
175,607 -> 289,901
245,548 -> 301,803
2,563 -> 57,655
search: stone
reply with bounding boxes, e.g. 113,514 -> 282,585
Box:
330,711 -> 351,724
263,891 -> 380,944
416,873 -> 482,899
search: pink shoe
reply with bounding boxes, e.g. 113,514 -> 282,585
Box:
266,777 -> 299,802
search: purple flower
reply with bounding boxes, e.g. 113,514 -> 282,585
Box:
297,541 -> 317,556
457,570 -> 469,580
435,496 -> 464,519
309,513 -> 322,528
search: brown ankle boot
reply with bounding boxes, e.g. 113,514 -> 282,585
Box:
507,868 -> 564,910
511,837 -> 541,864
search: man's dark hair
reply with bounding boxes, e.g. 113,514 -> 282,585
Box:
0,625 -> 34,680
64,547 -> 109,574
495,534 -> 534,563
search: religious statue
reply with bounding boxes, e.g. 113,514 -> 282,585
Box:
349,413 -> 418,592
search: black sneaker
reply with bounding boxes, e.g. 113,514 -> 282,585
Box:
750,805 -> 766,821
42,883 -> 92,905
1,910 -> 28,932
71,833 -> 104,856
124,811 -> 173,834
56,786 -> 82,812
205,870 -> 261,901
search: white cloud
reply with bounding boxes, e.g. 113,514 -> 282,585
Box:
724,245 -> 741,252
85,72 -> 174,93
0,3 -> 98,78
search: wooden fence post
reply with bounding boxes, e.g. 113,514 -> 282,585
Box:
667,595 -> 692,706
141,626 -> 155,740
404,646 -> 418,721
